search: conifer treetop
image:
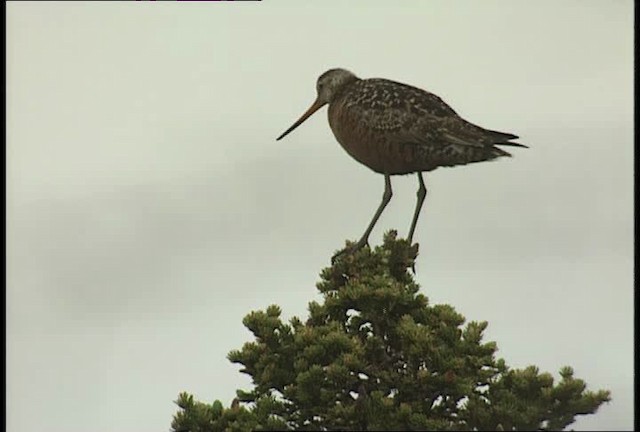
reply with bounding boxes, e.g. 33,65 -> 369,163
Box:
172,231 -> 611,431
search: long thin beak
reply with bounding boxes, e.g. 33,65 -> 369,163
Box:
276,98 -> 325,141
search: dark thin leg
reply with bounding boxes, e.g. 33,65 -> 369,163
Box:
332,174 -> 392,263
356,174 -> 393,247
407,172 -> 427,244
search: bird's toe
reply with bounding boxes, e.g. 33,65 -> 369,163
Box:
331,239 -> 369,265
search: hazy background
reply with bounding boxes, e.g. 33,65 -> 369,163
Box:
6,1 -> 633,431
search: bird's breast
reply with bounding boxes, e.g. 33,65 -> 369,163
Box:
327,101 -> 428,175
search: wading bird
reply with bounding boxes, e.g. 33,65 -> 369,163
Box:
276,68 -> 526,262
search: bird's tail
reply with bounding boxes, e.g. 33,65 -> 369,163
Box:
487,129 -> 529,149
495,141 -> 528,148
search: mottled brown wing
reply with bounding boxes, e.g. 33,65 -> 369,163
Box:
350,79 -> 521,150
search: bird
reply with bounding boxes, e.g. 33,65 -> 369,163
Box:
276,68 -> 526,262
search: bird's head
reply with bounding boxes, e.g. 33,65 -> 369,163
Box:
277,68 -> 359,141
315,68 -> 358,104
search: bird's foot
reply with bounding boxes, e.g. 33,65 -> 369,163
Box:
407,241 -> 420,274
331,238 -> 369,265
406,238 -> 420,274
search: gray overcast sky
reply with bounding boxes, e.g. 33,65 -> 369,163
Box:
6,1 -> 633,431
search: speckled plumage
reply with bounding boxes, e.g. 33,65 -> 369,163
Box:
319,69 -> 524,174
277,68 -> 526,262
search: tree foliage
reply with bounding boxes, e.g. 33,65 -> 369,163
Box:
172,231 -> 610,431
